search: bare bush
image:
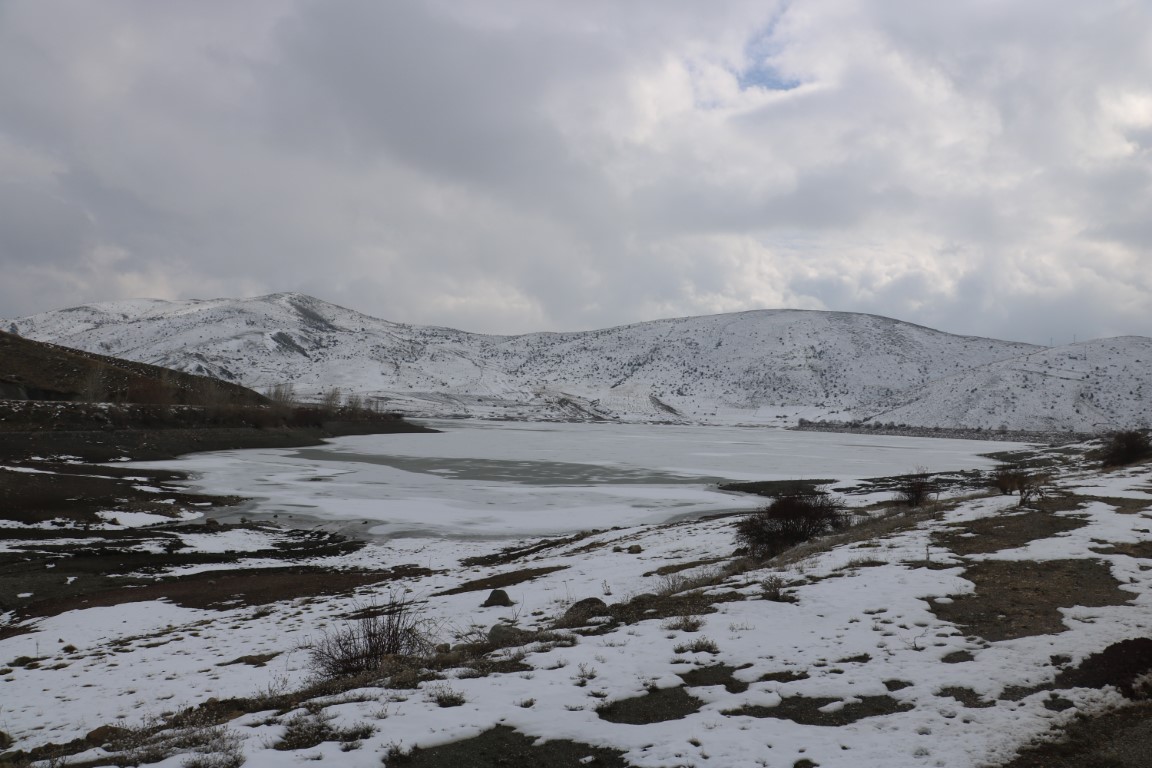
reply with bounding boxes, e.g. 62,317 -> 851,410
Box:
265,383 -> 296,406
306,594 -> 437,679
894,467 -> 935,508
1101,430 -> 1152,467
273,712 -> 374,751
992,465 -> 1029,495
673,636 -> 719,654
734,491 -> 848,560
319,387 -> 342,416
424,683 -> 466,708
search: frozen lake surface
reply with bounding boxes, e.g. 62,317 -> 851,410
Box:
143,420 -> 1027,538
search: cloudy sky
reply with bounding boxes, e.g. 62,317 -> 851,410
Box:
1,1 -> 1150,344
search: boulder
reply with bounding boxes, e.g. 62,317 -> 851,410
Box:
488,623 -> 530,647
564,597 -> 610,621
481,589 -> 514,607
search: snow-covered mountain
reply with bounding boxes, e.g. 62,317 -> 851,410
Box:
7,293 -> 1149,431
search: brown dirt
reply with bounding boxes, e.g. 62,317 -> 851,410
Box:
0,461 -> 239,524
677,664 -> 750,693
938,686 -> 996,708
458,532 -> 596,567
723,694 -> 913,726
596,686 -> 704,724
930,559 -> 1131,641
12,564 -> 433,621
385,725 -> 632,768
432,565 -> 568,596
933,508 -> 1089,556
1081,495 -> 1152,514
1091,541 -> 1152,558
1054,638 -> 1152,698
995,702 -> 1152,767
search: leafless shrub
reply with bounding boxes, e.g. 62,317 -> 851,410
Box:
992,465 -> 1030,495
305,594 -> 437,679
424,683 -> 466,707
760,575 -> 797,603
673,636 -> 720,654
734,491 -> 848,560
265,383 -> 296,406
272,711 -> 374,751
894,467 -> 935,508
1101,430 -> 1152,467
319,387 -> 342,416
661,615 -> 705,632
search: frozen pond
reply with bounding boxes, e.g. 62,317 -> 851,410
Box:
142,420 -> 1028,538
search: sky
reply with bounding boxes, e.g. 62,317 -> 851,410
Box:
1,0 -> 1150,345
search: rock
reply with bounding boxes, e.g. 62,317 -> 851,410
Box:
488,623 -> 530,647
564,597 -> 610,621
626,544 -> 643,554
481,589 -> 514,607
85,725 -> 129,746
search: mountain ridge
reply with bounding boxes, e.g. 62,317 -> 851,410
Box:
8,293 -> 1149,432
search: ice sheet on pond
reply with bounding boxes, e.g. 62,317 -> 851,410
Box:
133,420 -> 1026,537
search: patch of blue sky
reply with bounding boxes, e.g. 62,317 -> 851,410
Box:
737,12 -> 801,92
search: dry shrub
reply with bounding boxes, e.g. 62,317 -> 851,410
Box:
273,711 -> 374,751
734,492 -> 848,560
894,468 -> 935,507
992,465 -> 1030,495
306,593 -> 437,679
1101,430 -> 1152,467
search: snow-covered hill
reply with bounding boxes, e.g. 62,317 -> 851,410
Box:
7,293 -> 1149,431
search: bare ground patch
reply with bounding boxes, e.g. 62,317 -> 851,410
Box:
995,701 -> 1152,768
1091,541 -> 1152,559
933,509 -> 1090,556
597,686 -> 704,724
723,695 -> 912,726
431,565 -> 568,596
930,559 -> 1131,641
14,565 -> 433,619
384,725 -> 631,768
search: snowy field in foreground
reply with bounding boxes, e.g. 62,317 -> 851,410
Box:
136,420 -> 1023,537
2,443 -> 1152,767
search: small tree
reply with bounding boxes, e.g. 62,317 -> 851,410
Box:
734,491 -> 848,560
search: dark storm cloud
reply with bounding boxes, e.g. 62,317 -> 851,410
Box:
0,0 -> 1149,344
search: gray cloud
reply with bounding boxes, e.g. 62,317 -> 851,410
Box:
0,0 -> 1149,345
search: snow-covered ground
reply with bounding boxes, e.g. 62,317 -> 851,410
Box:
3,425 -> 1151,767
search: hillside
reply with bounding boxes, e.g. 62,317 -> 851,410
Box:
8,293 -> 1148,431
0,328 -> 266,406
864,337 -> 1152,432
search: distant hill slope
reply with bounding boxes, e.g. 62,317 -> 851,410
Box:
0,329 -> 266,406
8,293 -> 1149,431
864,337 -> 1152,432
